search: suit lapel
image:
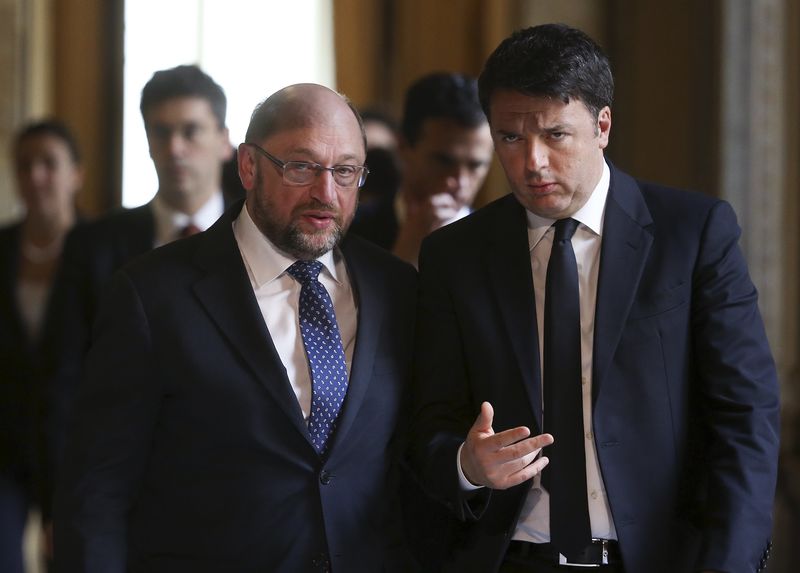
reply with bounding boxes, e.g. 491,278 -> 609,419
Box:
324,238 -> 385,453
191,210 -> 310,443
484,197 -> 544,431
592,167 -> 653,397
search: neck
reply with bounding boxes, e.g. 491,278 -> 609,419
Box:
23,209 -> 75,246
157,188 -> 215,216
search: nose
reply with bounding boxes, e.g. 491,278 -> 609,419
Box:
526,138 -> 549,172
308,170 -> 337,204
166,133 -> 188,158
27,162 -> 50,187
445,166 -> 471,195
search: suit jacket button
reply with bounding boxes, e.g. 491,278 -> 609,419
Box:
319,470 -> 331,485
311,553 -> 330,571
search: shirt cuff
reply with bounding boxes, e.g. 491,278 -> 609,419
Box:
457,442 -> 484,491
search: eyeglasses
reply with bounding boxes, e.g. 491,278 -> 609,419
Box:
246,142 -> 369,188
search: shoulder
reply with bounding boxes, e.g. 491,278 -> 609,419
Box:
342,232 -> 417,285
634,179 -> 739,241
68,205 -> 152,243
0,222 -> 21,249
421,193 -> 525,263
610,165 -> 721,221
639,180 -> 719,216
0,223 -> 21,279
348,201 -> 399,250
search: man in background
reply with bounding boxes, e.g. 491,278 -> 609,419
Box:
45,64 -> 236,508
350,72 -> 493,266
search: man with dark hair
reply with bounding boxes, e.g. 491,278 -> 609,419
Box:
140,64 -> 227,129
46,65 -> 236,496
409,24 -> 779,573
54,83 -> 417,572
350,71 -> 493,266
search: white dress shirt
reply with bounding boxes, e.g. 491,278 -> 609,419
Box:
232,204 -> 357,421
457,161 -> 617,543
151,190 -> 225,247
512,161 -> 616,543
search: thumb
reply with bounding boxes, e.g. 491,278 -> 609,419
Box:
471,401 -> 495,435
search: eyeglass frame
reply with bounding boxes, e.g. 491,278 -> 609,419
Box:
245,142 -> 369,189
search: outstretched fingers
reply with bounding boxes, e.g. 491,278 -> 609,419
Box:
461,402 -> 554,490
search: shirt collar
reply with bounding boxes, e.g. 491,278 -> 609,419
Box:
233,202 -> 341,289
526,161 -> 610,251
151,190 -> 225,244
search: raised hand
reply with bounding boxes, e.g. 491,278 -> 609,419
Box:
461,402 -> 553,490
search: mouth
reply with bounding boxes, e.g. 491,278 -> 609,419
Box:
527,181 -> 558,194
299,210 -> 338,230
165,162 -> 189,177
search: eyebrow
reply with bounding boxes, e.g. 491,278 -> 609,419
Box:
544,123 -> 572,132
285,147 -> 361,164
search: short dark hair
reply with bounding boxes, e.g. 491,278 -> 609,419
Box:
14,119 -> 82,164
140,64 -> 227,127
401,72 -> 487,146
478,24 -> 614,123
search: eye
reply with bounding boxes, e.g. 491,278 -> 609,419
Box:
333,165 -> 357,177
182,124 -> 201,140
43,156 -> 59,171
149,125 -> 171,141
290,162 -> 316,172
548,131 -> 567,141
501,133 -> 521,143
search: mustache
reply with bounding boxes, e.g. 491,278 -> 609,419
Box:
295,199 -> 338,213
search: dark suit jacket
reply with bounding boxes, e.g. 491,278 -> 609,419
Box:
54,202 -> 418,572
408,164 -> 780,573
46,197 -> 236,486
52,192 -> 239,376
349,196 -> 399,251
0,223 -> 49,495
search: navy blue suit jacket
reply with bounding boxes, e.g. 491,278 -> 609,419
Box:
54,203 -> 418,572
408,164 -> 779,573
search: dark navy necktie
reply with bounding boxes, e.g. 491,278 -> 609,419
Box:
542,218 -> 592,558
287,260 -> 349,455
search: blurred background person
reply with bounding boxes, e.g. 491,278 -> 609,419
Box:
349,72 -> 493,267
44,65 -> 235,529
353,108 -> 402,226
0,120 -> 82,573
361,107 -> 400,151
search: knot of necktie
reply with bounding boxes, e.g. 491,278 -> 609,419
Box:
287,260 -> 324,285
554,218 -> 579,243
178,223 -> 201,239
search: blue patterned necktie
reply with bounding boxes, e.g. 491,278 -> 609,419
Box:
287,260 -> 349,455
542,218 -> 592,558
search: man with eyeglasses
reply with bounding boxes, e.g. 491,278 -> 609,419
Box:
54,84 -> 418,572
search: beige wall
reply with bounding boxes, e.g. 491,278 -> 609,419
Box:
0,0 -> 53,224
0,0 -> 121,222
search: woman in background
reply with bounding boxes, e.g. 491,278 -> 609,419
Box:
0,120 -> 82,572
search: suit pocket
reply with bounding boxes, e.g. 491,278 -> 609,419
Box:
628,280 -> 688,320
